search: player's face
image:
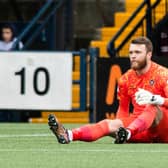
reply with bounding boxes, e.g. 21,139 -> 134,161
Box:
129,44 -> 150,71
2,28 -> 13,42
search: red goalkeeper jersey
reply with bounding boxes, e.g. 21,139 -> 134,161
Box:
116,61 -> 168,118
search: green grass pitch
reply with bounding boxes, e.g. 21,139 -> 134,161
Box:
0,123 -> 168,168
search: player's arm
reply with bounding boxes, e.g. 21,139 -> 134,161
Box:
163,98 -> 168,107
116,98 -> 130,118
116,78 -> 130,118
162,77 -> 168,107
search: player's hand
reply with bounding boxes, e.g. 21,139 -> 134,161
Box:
135,88 -> 164,105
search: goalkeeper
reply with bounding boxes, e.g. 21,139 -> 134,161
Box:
48,36 -> 168,144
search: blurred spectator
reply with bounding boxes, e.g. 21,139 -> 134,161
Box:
0,23 -> 23,51
0,24 -> 24,122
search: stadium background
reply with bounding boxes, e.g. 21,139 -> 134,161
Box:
0,0 -> 168,123
0,1 -> 168,168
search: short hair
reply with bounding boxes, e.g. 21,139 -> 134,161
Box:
131,36 -> 153,52
0,23 -> 16,40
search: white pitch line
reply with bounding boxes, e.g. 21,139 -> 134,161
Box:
0,133 -> 51,138
0,149 -> 168,153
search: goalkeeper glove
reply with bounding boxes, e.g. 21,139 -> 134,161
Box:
135,88 -> 164,105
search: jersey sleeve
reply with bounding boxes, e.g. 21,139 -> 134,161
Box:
116,76 -> 130,118
163,81 -> 168,103
158,68 -> 168,107
162,72 -> 168,107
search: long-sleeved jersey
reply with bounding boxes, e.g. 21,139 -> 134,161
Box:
117,61 -> 168,118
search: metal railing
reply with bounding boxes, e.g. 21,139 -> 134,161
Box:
72,50 -> 87,112
89,48 -> 98,122
72,48 -> 98,122
12,0 -> 64,50
107,0 -> 168,57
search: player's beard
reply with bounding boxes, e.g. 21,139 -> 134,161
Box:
130,57 -> 147,71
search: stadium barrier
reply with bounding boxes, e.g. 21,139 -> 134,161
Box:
1,48 -> 167,123
0,49 -> 98,123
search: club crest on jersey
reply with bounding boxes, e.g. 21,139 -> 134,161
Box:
149,80 -> 155,86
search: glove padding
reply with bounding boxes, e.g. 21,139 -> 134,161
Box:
135,88 -> 164,105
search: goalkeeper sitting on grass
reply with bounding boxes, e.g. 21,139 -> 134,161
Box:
48,36 -> 168,144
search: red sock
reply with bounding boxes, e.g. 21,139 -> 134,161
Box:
127,105 -> 157,136
72,120 -> 110,142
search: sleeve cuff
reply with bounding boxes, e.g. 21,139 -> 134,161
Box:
163,98 -> 168,107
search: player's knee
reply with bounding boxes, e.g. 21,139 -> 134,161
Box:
102,119 -> 123,132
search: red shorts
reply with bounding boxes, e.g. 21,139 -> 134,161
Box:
119,107 -> 168,143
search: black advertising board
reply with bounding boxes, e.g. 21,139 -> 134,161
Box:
95,57 -> 168,122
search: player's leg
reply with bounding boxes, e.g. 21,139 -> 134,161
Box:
127,130 -> 157,143
127,105 -> 162,136
48,114 -> 126,144
70,116 -> 138,143
116,105 -> 163,143
151,107 -> 168,143
71,118 -> 123,142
